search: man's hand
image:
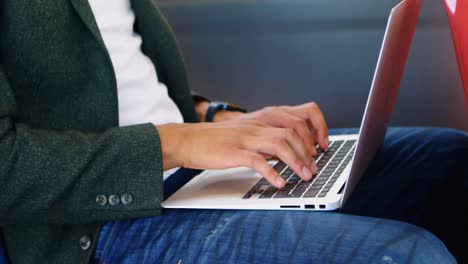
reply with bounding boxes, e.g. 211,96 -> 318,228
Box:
196,101 -> 329,151
157,120 -> 319,188
237,102 -> 329,154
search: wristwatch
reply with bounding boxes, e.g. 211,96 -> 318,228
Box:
205,101 -> 247,122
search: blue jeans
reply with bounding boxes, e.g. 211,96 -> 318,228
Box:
1,127 -> 467,263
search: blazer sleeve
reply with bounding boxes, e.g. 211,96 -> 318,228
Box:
0,66 -> 165,225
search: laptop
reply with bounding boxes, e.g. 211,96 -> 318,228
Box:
163,0 -> 422,211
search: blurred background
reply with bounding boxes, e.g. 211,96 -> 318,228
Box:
155,0 -> 468,130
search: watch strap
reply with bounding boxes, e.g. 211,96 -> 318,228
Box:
205,101 -> 247,122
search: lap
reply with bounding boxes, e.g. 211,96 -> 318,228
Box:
94,127 -> 467,263
340,127 -> 467,219
93,210 -> 453,264
340,127 -> 468,260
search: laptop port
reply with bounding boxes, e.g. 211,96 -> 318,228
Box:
280,205 -> 300,208
304,204 -> 315,209
319,204 -> 326,209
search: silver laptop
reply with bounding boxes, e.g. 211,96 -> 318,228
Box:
163,0 -> 422,211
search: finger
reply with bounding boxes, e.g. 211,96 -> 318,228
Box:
246,128 -> 317,177
274,139 -> 315,181
237,151 -> 285,188
299,102 -> 329,150
273,111 -> 317,156
259,152 -> 274,160
252,137 -> 315,182
270,127 -> 315,170
311,129 -> 325,151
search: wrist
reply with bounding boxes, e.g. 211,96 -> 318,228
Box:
213,111 -> 244,122
194,101 -> 210,122
205,101 -> 247,122
195,100 -> 245,122
156,123 -> 187,170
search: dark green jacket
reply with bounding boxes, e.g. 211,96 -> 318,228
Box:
0,0 -> 198,262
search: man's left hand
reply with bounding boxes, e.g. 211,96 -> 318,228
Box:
219,102 -> 330,155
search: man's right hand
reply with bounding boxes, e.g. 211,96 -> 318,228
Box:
157,120 -> 318,189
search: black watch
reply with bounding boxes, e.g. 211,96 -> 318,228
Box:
205,101 -> 247,122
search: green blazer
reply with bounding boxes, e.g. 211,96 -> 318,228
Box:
0,0 -> 198,262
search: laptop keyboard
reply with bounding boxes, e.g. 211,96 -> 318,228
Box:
242,140 -> 356,199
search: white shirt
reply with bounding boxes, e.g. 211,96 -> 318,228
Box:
88,0 -> 182,179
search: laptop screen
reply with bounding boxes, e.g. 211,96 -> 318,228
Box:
340,0 -> 422,205
444,0 -> 468,109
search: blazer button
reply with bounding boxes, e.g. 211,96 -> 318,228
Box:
79,235 -> 92,251
108,194 -> 120,206
96,194 -> 107,206
121,193 -> 133,206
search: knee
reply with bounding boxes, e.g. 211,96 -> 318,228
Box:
419,128 -> 468,166
386,127 -> 468,159
421,127 -> 468,148
373,220 -> 455,263
388,127 -> 467,146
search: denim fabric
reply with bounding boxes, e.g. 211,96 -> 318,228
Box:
0,229 -> 5,264
92,127 -> 468,263
340,127 -> 468,261
92,210 -> 453,264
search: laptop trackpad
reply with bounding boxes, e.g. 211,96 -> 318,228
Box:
164,166 -> 261,206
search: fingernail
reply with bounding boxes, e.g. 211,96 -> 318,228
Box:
310,160 -> 318,174
325,137 -> 330,149
302,166 -> 312,180
276,178 -> 285,188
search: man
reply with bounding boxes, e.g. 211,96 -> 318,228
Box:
0,0 -> 466,263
